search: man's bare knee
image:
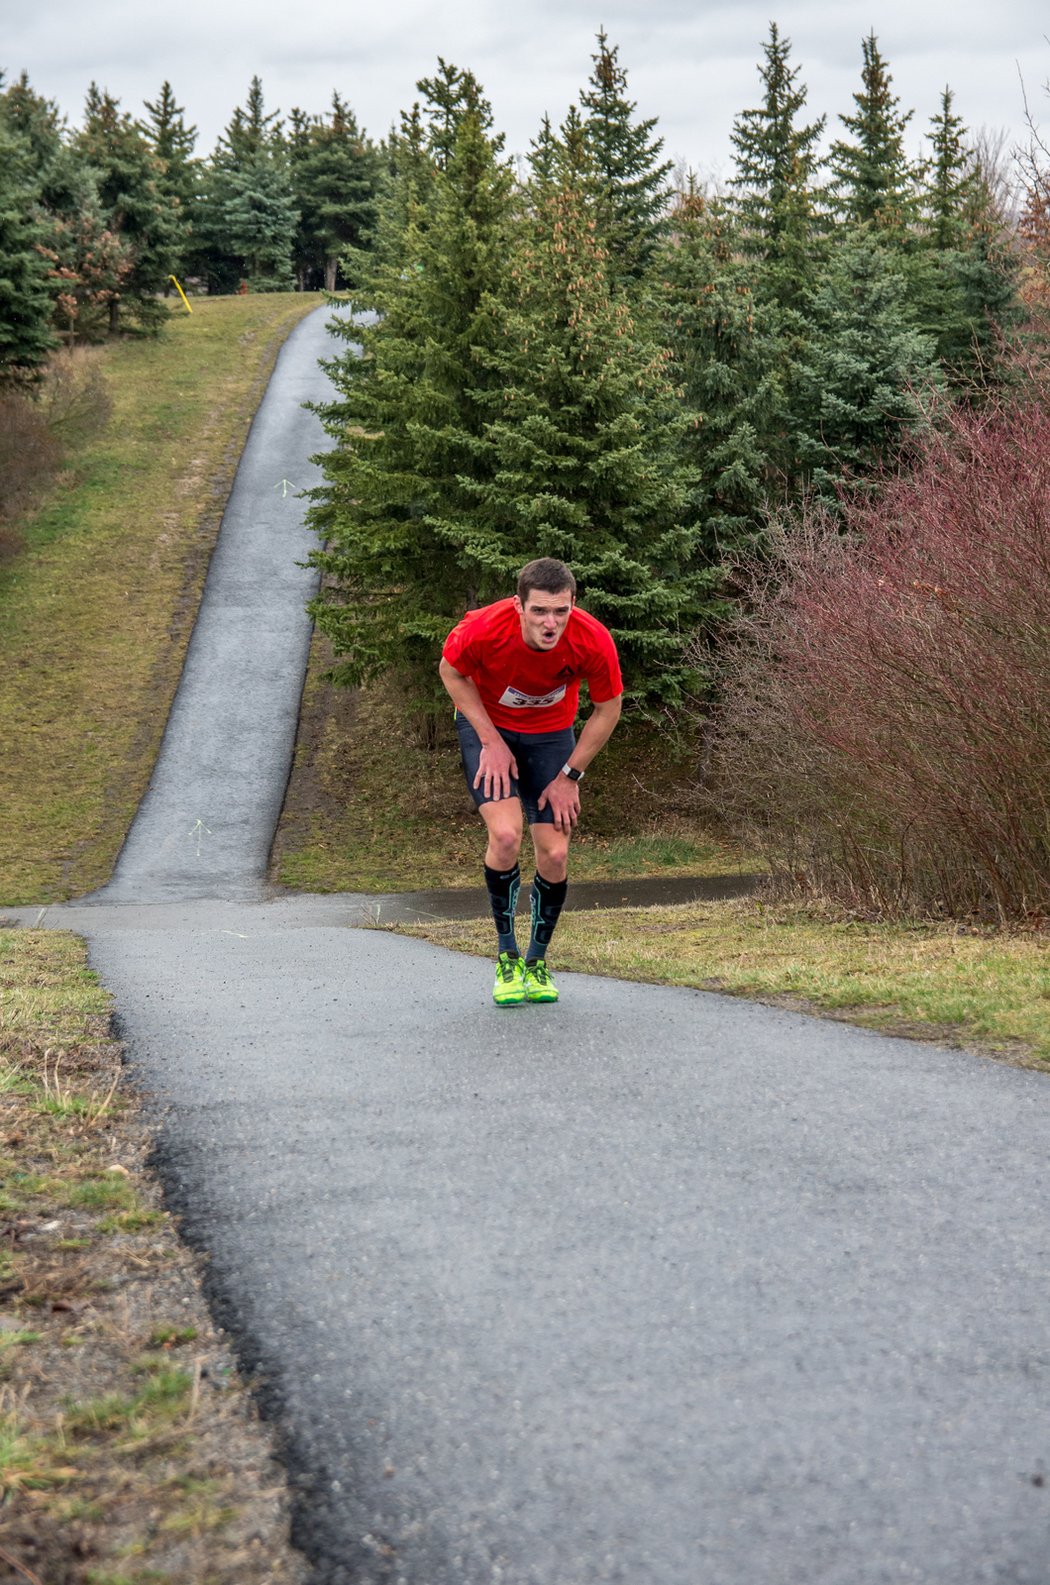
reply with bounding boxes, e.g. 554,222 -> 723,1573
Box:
482,804 -> 523,868
488,829 -> 521,866
532,828 -> 570,881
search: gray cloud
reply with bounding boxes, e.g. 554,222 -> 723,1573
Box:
3,0 -> 1047,174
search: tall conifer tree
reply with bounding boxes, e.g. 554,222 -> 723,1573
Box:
797,231 -> 940,497
469,174 -> 716,704
656,183 -> 774,558
307,67 -> 514,725
76,84 -> 180,330
0,120 -> 58,380
579,30 -> 673,285
289,94 -> 376,290
729,24 -> 825,311
829,34 -> 915,233
729,28 -> 825,492
196,79 -> 296,291
140,81 -> 197,279
916,88 -> 1018,379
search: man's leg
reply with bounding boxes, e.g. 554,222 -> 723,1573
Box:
480,799 -> 525,957
523,824 -> 570,1000
480,799 -> 529,1006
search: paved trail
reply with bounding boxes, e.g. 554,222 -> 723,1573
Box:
10,306 -> 1049,1584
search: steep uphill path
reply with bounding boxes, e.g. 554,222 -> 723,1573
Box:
6,306 -> 1050,1583
86,303 -> 352,905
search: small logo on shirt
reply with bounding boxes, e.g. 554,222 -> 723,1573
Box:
555,666 -> 576,680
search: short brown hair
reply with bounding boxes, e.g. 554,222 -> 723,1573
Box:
517,557 -> 576,604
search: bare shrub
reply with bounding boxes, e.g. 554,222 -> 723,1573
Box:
36,349 -> 112,447
708,397 -> 1050,922
0,353 -> 111,560
0,392 -> 61,560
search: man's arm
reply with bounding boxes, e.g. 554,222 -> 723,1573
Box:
438,656 -> 519,800
538,693 -> 623,832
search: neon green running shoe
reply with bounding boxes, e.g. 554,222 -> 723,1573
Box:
492,951 -> 526,1007
523,958 -> 559,1003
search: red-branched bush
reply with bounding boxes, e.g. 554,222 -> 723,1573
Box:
709,397 -> 1050,921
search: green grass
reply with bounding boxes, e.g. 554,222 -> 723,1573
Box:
63,1367 -> 194,1440
148,1325 -> 198,1348
396,897 -> 1050,1068
0,293 -> 322,905
64,1177 -> 138,1213
0,929 -> 108,1038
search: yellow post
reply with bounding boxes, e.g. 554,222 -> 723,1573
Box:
169,275 -> 193,314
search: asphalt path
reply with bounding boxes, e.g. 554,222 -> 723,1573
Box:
87,302 -> 352,905
8,304 -> 1049,1582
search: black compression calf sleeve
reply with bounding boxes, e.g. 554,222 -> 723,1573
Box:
526,871 -> 568,962
484,862 -> 521,956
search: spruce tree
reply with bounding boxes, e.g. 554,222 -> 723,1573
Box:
289,93 -> 376,291
44,204 -> 134,345
307,68 -> 514,724
0,73 -> 77,214
917,88 -> 1019,380
0,73 -> 130,346
797,230 -> 941,497
288,108 -> 317,288
729,24 -> 826,310
75,84 -> 181,330
468,175 -> 717,706
539,105 -> 596,193
578,29 -> 673,285
729,28 -> 827,494
201,78 -> 297,290
655,183 -> 774,560
140,81 -> 197,280
0,121 -> 58,381
925,88 -> 974,250
527,113 -> 558,190
829,34 -> 916,233
414,59 -> 483,168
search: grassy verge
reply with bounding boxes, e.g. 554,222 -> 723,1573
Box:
394,897 -> 1050,1069
270,649 -> 758,892
0,293 -> 321,906
0,928 -> 306,1584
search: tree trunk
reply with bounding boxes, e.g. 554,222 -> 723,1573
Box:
108,297 -> 121,336
325,256 -> 338,293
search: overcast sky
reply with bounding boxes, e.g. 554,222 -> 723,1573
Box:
4,0 -> 1049,184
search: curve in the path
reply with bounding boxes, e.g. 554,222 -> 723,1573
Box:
92,303 -> 352,904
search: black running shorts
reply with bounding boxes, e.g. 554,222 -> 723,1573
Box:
455,714 -> 576,825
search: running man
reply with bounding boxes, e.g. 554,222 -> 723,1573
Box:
439,558 -> 623,1006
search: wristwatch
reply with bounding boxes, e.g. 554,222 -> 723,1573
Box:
561,763 -> 584,782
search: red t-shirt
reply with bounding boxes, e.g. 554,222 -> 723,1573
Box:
442,598 -> 623,732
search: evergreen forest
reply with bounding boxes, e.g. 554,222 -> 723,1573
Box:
4,29 -> 1050,917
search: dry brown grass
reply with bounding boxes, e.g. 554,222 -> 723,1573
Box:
0,928 -> 307,1584
394,897 -> 1050,1069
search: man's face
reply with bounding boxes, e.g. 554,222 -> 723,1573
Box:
514,587 -> 575,651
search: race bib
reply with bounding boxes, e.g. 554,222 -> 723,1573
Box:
498,683 -> 568,709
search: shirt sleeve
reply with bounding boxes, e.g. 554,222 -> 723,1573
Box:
441,614 -> 480,677
584,626 -> 624,703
